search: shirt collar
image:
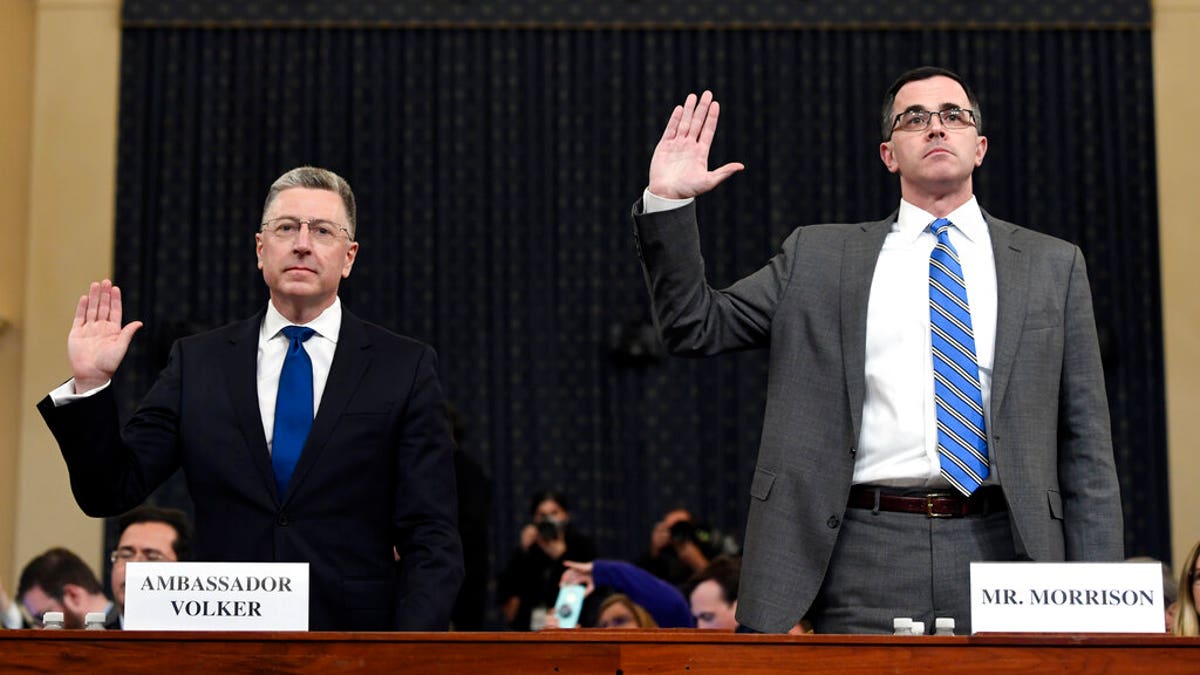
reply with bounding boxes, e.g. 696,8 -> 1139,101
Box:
894,196 -> 987,244
261,297 -> 342,343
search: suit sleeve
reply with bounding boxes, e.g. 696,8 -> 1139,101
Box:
36,343 -> 186,517
632,199 -> 798,356
1057,246 -> 1124,560
391,345 -> 465,630
592,559 -> 694,628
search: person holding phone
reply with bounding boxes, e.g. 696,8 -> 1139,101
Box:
543,592 -> 661,630
496,490 -> 596,630
557,559 -> 694,629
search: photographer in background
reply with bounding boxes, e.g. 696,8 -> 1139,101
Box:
496,490 -> 596,630
638,508 -> 741,588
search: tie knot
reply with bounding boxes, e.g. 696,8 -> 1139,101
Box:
281,326 -> 315,343
930,218 -> 953,238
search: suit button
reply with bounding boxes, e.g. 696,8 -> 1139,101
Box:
277,514 -> 289,526
827,516 -> 840,529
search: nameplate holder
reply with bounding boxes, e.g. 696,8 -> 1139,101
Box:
124,561 -> 309,631
970,561 -> 1163,633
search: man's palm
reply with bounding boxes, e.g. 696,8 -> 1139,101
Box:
67,280 -> 142,391
648,91 -> 744,199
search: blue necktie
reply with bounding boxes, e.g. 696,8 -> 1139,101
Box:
273,325 -> 315,499
929,218 -> 989,495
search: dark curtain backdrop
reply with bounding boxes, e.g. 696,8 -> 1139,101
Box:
107,25 -> 1167,615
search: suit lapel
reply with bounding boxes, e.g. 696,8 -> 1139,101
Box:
220,310 -> 279,501
986,215 -> 1028,427
280,309 -> 373,505
841,216 -> 893,441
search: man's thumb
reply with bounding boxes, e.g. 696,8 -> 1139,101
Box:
120,321 -> 144,345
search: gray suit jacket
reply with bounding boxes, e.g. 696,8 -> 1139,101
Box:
633,200 -> 1124,633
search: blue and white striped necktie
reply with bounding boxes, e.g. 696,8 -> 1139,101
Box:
929,218 -> 989,495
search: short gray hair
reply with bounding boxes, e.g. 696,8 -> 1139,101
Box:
261,166 -> 357,240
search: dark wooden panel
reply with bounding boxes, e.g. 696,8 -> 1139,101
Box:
120,0 -> 1151,29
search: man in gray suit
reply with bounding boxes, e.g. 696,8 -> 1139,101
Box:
632,67 -> 1123,634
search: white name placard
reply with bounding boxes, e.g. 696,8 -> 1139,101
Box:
970,562 -> 1163,633
124,562 -> 309,631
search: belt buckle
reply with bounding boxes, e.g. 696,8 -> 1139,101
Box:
926,496 -> 953,518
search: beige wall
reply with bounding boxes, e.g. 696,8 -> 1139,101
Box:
0,0 -> 1197,591
6,0 -> 120,585
1155,0 -> 1200,574
0,0 -> 37,592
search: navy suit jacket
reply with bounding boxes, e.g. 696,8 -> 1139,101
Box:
38,308 -> 464,631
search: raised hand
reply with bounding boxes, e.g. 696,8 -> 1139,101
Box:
67,280 -> 143,393
648,90 -> 745,200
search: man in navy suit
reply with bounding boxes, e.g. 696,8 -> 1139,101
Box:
38,166 -> 463,631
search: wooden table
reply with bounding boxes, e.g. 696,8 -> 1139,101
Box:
3,629 -> 1198,673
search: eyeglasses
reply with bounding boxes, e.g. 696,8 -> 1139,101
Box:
110,546 -> 169,564
260,217 -> 353,244
891,107 -> 978,134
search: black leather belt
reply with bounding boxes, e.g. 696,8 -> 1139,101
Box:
847,485 -> 1007,518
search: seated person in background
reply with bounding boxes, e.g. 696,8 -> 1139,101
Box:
496,490 -> 596,630
683,556 -> 813,634
108,505 -> 192,629
1172,540 -> 1200,635
559,559 -> 694,628
686,556 -> 741,631
17,547 -> 112,628
1126,555 -> 1177,633
596,594 -> 658,629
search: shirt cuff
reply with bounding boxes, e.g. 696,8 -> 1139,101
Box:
2,601 -> 22,629
642,188 -> 694,214
48,379 -> 111,406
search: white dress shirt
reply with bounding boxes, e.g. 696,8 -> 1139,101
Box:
50,298 -> 344,457
641,190 -> 997,487
854,198 -> 996,487
257,298 -> 342,453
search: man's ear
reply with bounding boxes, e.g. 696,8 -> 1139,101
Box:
880,141 -> 899,174
58,584 -> 86,614
341,241 -> 359,279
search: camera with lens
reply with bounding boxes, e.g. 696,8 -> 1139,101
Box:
669,519 -> 696,545
669,519 -> 741,558
536,517 -> 564,541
